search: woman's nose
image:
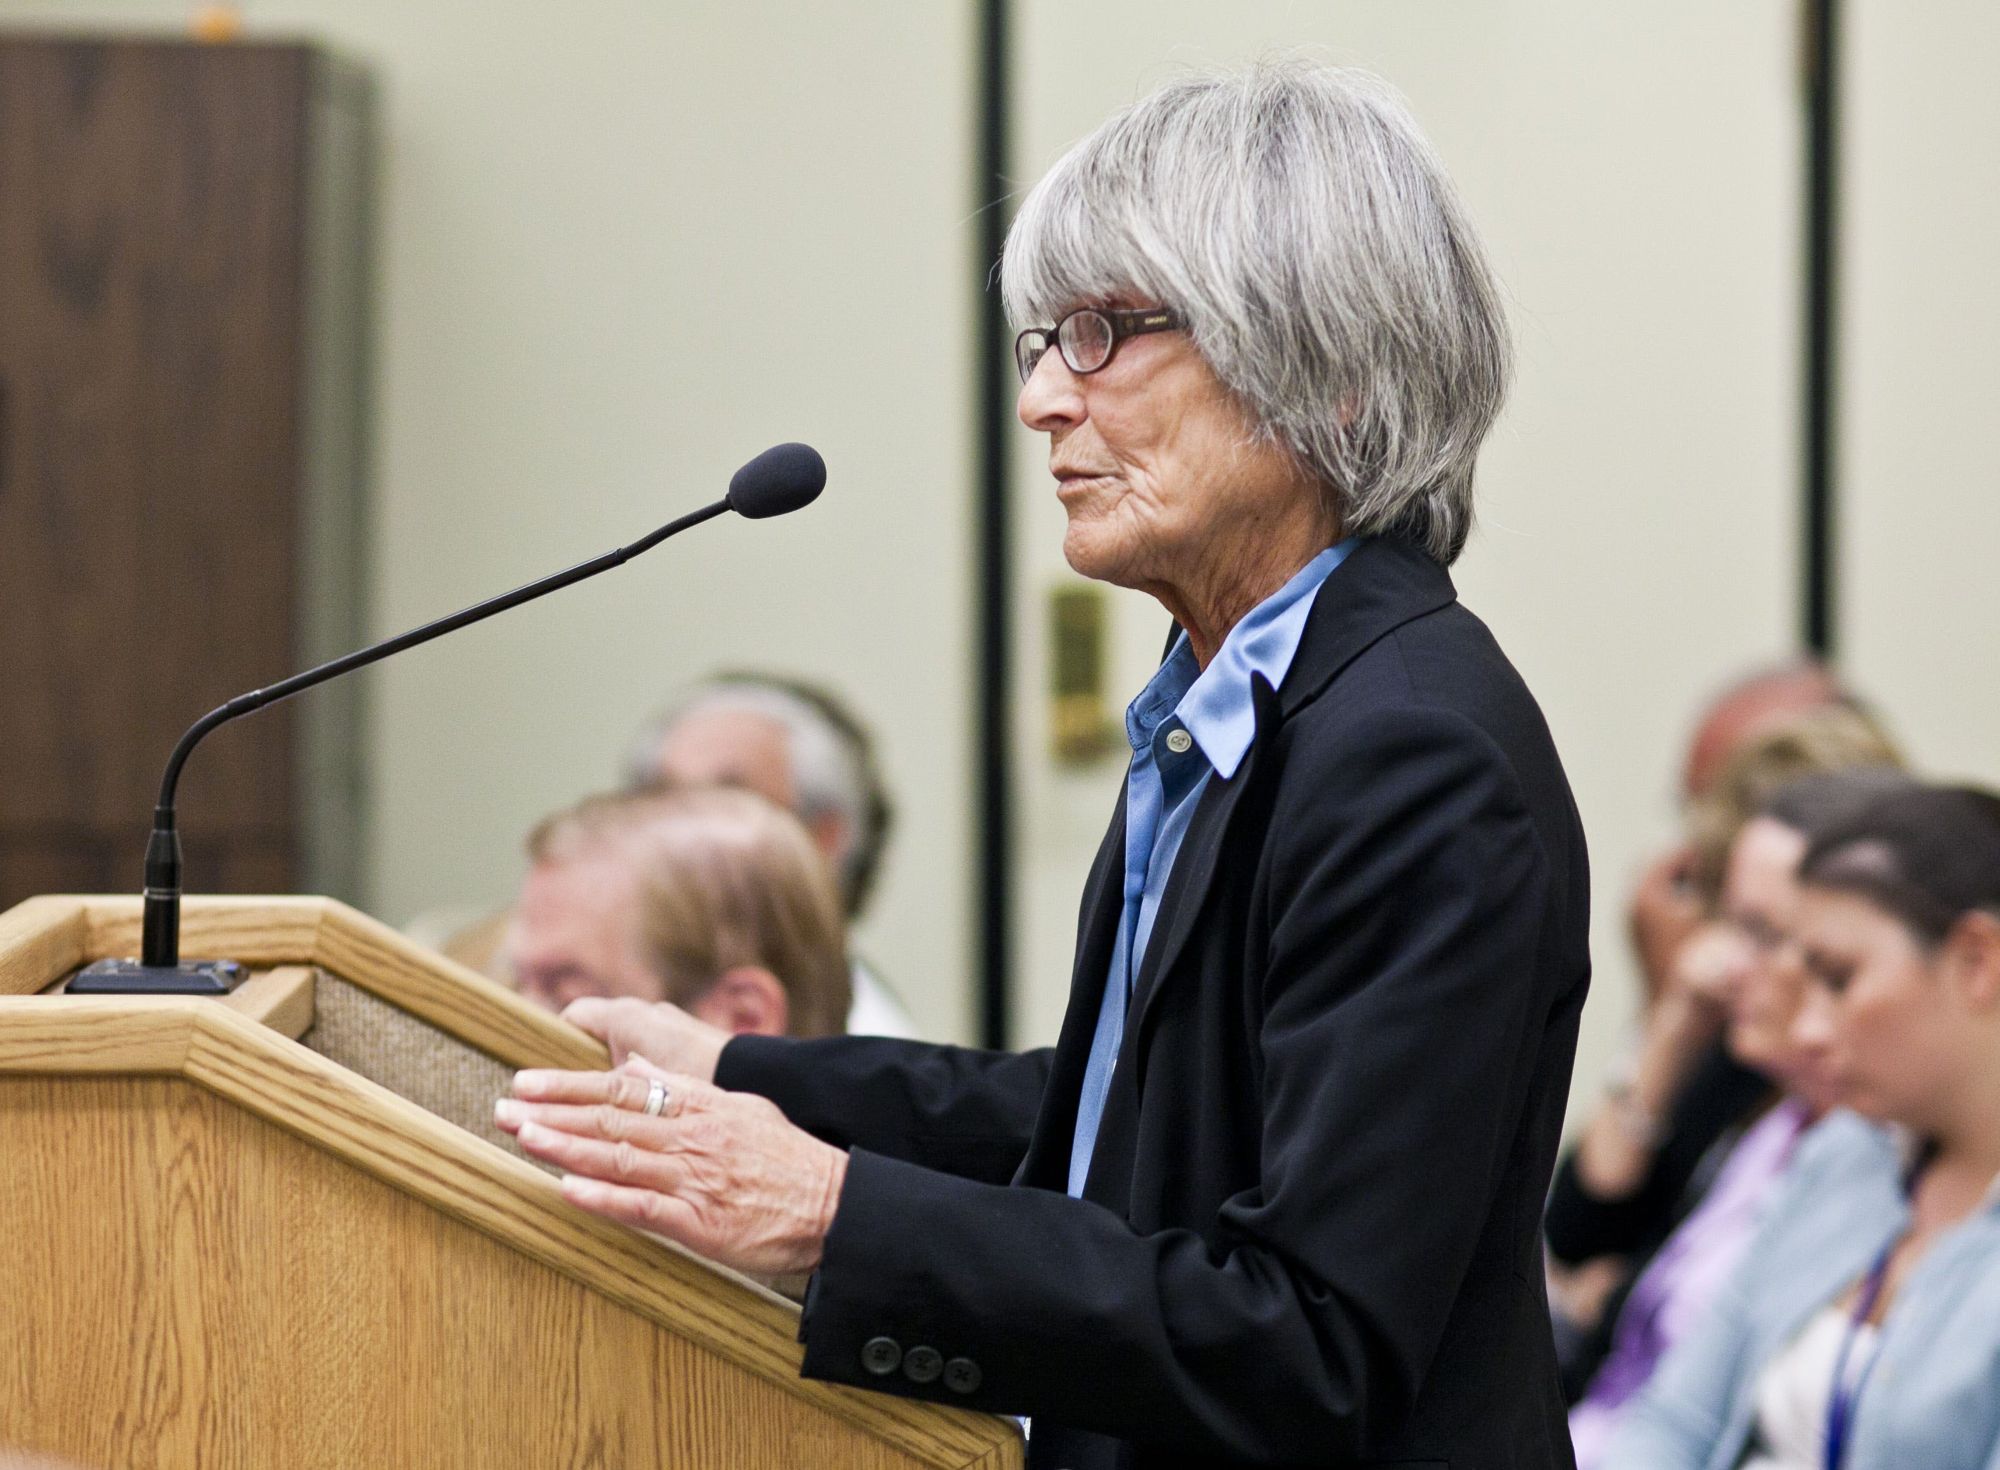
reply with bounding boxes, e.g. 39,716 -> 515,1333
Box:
1017,350 -> 1085,433
1790,986 -> 1837,1055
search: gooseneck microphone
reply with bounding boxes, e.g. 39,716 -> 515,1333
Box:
69,442 -> 826,994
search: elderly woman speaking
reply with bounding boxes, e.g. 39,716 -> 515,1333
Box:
497,60 -> 1590,1469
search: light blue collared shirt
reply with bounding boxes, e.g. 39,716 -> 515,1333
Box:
1066,540 -> 1355,1197
1608,1110 -> 2000,1470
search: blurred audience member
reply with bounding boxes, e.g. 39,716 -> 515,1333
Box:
1608,783 -> 2000,1467
434,907 -> 510,977
1629,662 -> 1847,1009
1547,698 -> 1903,1395
505,786 -> 851,1038
624,672 -> 913,1037
1683,703 -> 1904,900
1568,769 -> 1913,1464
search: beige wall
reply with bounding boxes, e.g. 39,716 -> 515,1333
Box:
24,3 -> 1979,1105
11,0 -> 981,1043
1840,1 -> 2000,791
1006,4 -> 1803,1127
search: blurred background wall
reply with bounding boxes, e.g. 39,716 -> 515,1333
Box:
5,0 -> 1990,1120
1839,1 -> 2000,798
5,0 -> 983,1044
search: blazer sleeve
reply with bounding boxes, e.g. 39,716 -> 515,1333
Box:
794,704 -> 1572,1460
715,1034 -> 1054,1185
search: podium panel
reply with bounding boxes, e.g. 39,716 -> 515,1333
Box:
0,896 -> 1021,1470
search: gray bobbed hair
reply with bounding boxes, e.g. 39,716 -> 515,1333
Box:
1002,59 -> 1510,565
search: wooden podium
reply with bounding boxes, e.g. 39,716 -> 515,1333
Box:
0,895 -> 1022,1470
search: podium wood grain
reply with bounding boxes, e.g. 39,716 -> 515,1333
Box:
0,1076 -> 998,1469
0,897 -> 1021,1470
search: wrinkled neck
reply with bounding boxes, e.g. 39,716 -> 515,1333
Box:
1146,507 -> 1338,669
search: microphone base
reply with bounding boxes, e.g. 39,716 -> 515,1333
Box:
66,958 -> 246,995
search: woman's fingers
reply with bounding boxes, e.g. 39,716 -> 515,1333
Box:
495,1063 -> 839,1276
557,995 -> 622,1042
494,1097 -> 683,1140
556,996 -> 731,1084
614,1057 -> 730,1114
498,1067 -> 708,1132
500,1065 -> 704,1137
559,1174 -> 701,1238
512,1063 -> 715,1112
515,1118 -> 690,1191
511,1066 -> 650,1106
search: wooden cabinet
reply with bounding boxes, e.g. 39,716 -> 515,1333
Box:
0,34 -> 371,908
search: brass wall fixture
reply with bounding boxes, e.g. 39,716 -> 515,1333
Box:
1049,583 -> 1118,765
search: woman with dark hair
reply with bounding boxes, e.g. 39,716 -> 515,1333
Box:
1607,784 -> 2000,1468
1547,714 -> 1902,1405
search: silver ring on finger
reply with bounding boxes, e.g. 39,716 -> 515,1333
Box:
641,1078 -> 670,1118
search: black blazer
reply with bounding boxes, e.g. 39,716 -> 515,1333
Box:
720,535 -> 1591,1468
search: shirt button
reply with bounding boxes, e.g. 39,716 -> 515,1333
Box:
903,1345 -> 944,1383
1165,728 -> 1193,755
944,1357 -> 983,1394
861,1337 -> 902,1376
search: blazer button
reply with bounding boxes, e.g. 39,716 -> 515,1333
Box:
902,1345 -> 943,1383
943,1357 -> 983,1394
861,1336 -> 902,1376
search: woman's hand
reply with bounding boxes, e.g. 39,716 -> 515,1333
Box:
1659,920 -> 1754,1035
495,1056 -> 847,1277
1574,919 -> 1755,1198
1628,844 -> 1707,1006
560,995 -> 731,1084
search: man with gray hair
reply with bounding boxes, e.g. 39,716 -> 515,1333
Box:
507,60 -> 1587,1467
623,672 -> 913,1038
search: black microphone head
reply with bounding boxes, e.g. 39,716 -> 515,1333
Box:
727,442 -> 826,519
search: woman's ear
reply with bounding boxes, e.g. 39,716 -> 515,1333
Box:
686,966 -> 791,1038
1942,911 -> 2000,1012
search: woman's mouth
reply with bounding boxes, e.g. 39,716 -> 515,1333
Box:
1055,472 -> 1115,499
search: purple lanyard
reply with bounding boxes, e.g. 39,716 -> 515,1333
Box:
1823,1140 -> 1933,1470
1821,1237 -> 1894,1470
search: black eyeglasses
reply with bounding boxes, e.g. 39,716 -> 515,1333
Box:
1014,306 -> 1185,384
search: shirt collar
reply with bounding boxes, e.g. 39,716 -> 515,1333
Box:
1125,541 -> 1354,781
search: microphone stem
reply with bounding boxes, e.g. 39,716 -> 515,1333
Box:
153,496 -> 730,813
140,813 -> 181,967
137,494 -> 730,966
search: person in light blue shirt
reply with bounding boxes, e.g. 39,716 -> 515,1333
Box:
1607,784 -> 2000,1470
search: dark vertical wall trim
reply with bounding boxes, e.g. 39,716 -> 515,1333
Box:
974,0 -> 1014,1050
1803,0 -> 1840,655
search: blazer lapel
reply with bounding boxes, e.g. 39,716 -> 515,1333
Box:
1275,534 -> 1457,721
1121,536 -> 1458,1070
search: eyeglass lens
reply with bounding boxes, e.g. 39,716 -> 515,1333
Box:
1014,309 -> 1130,384
1057,311 -> 1114,373
1015,332 -> 1049,384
